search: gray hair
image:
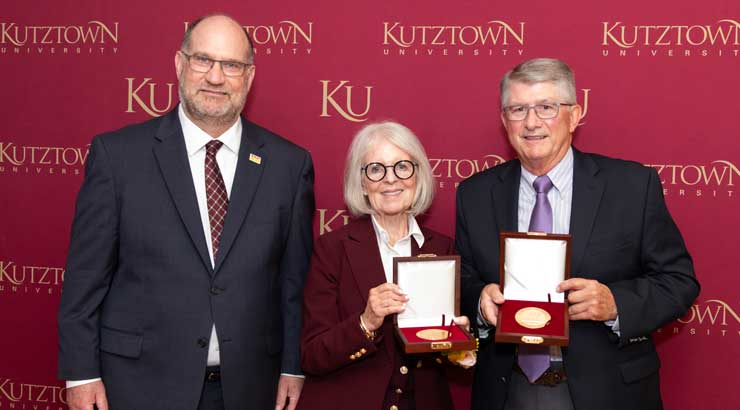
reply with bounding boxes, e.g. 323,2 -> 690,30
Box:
343,122 -> 435,217
181,13 -> 255,64
500,58 -> 576,106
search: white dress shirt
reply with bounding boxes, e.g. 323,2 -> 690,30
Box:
180,105 -> 241,367
371,214 -> 425,282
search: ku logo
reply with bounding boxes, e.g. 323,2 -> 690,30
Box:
320,80 -> 373,122
125,77 -> 176,117
317,209 -> 350,235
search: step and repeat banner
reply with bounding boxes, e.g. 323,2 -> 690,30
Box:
1,1 -> 738,409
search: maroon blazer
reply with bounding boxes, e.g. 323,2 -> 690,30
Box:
299,217 -> 456,410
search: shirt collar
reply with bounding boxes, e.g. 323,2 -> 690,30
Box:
178,104 -> 242,157
520,146 -> 574,194
370,214 -> 425,249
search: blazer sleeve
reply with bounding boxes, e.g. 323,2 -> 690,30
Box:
278,151 -> 316,375
300,235 -> 382,376
57,136 -> 119,380
608,167 -> 700,344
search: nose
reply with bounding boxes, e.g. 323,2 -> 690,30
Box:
383,166 -> 398,183
205,62 -> 226,85
523,106 -> 541,130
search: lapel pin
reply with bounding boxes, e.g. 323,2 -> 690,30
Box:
249,153 -> 262,165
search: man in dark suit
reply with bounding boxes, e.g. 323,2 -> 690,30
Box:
57,14 -> 314,410
456,58 -> 699,410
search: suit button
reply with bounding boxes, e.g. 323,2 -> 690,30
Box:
399,366 -> 408,375
197,338 -> 208,348
500,377 -> 507,383
390,406 -> 399,410
395,388 -> 403,394
360,348 -> 367,354
210,286 -> 223,295
350,354 -> 356,360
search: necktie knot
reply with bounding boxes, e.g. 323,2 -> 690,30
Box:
533,175 -> 553,194
206,140 -> 223,157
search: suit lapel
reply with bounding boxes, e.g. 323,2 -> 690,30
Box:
152,110 -> 212,273
214,119 -> 266,273
343,218 -> 387,306
491,161 -> 521,232
569,149 -> 604,275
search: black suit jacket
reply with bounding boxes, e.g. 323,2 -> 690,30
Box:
456,148 -> 699,410
58,108 -> 315,410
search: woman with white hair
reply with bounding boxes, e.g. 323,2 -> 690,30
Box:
298,122 -> 470,410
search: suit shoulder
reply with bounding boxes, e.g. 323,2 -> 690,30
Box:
244,120 -> 310,159
93,115 -> 163,148
458,159 -> 518,193
582,151 -> 653,180
420,226 -> 453,251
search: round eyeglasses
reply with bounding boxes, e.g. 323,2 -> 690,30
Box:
502,102 -> 575,121
180,51 -> 252,77
361,160 -> 417,182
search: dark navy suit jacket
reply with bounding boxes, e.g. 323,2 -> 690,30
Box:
456,148 -> 699,410
58,108 -> 314,409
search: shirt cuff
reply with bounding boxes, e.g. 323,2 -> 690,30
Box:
477,296 -> 491,338
66,378 -> 101,388
605,316 -> 621,336
280,373 -> 306,379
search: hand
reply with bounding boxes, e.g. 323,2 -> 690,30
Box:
361,283 -> 408,331
275,375 -> 304,410
447,350 -> 477,369
479,283 -> 505,326
66,380 -> 108,410
452,316 -> 470,332
558,278 -> 618,321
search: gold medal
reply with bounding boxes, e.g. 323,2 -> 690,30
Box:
515,307 -> 551,329
416,328 -> 450,341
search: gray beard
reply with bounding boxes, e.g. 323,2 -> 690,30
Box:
179,86 -> 243,129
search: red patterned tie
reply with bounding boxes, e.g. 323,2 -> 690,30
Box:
205,140 -> 229,258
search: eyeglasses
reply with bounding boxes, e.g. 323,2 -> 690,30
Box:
362,160 -> 417,182
502,102 -> 575,121
179,51 -> 252,77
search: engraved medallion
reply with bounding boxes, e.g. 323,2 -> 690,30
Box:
416,328 -> 450,341
515,307 -> 551,329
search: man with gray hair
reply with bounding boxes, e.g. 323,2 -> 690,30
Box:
456,58 -> 699,410
58,14 -> 314,410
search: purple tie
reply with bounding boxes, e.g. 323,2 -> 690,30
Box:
518,175 -> 554,383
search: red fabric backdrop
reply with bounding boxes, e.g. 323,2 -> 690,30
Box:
1,1 -> 738,408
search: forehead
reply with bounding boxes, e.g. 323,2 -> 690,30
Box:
187,17 -> 249,60
364,137 -> 411,162
505,81 -> 564,105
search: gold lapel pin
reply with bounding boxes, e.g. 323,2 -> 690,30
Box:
249,153 -> 262,165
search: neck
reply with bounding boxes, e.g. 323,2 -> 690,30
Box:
375,213 -> 409,246
183,108 -> 238,138
522,146 -> 570,176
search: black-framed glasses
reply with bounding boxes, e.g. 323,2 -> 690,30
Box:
502,102 -> 575,121
179,51 -> 253,77
362,160 -> 418,182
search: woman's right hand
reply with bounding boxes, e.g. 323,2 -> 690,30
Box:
361,283 -> 408,331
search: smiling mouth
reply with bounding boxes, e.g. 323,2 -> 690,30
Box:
381,189 -> 403,196
200,89 -> 228,96
523,135 -> 547,141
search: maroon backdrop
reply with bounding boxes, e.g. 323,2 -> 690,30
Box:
1,1 -> 738,408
